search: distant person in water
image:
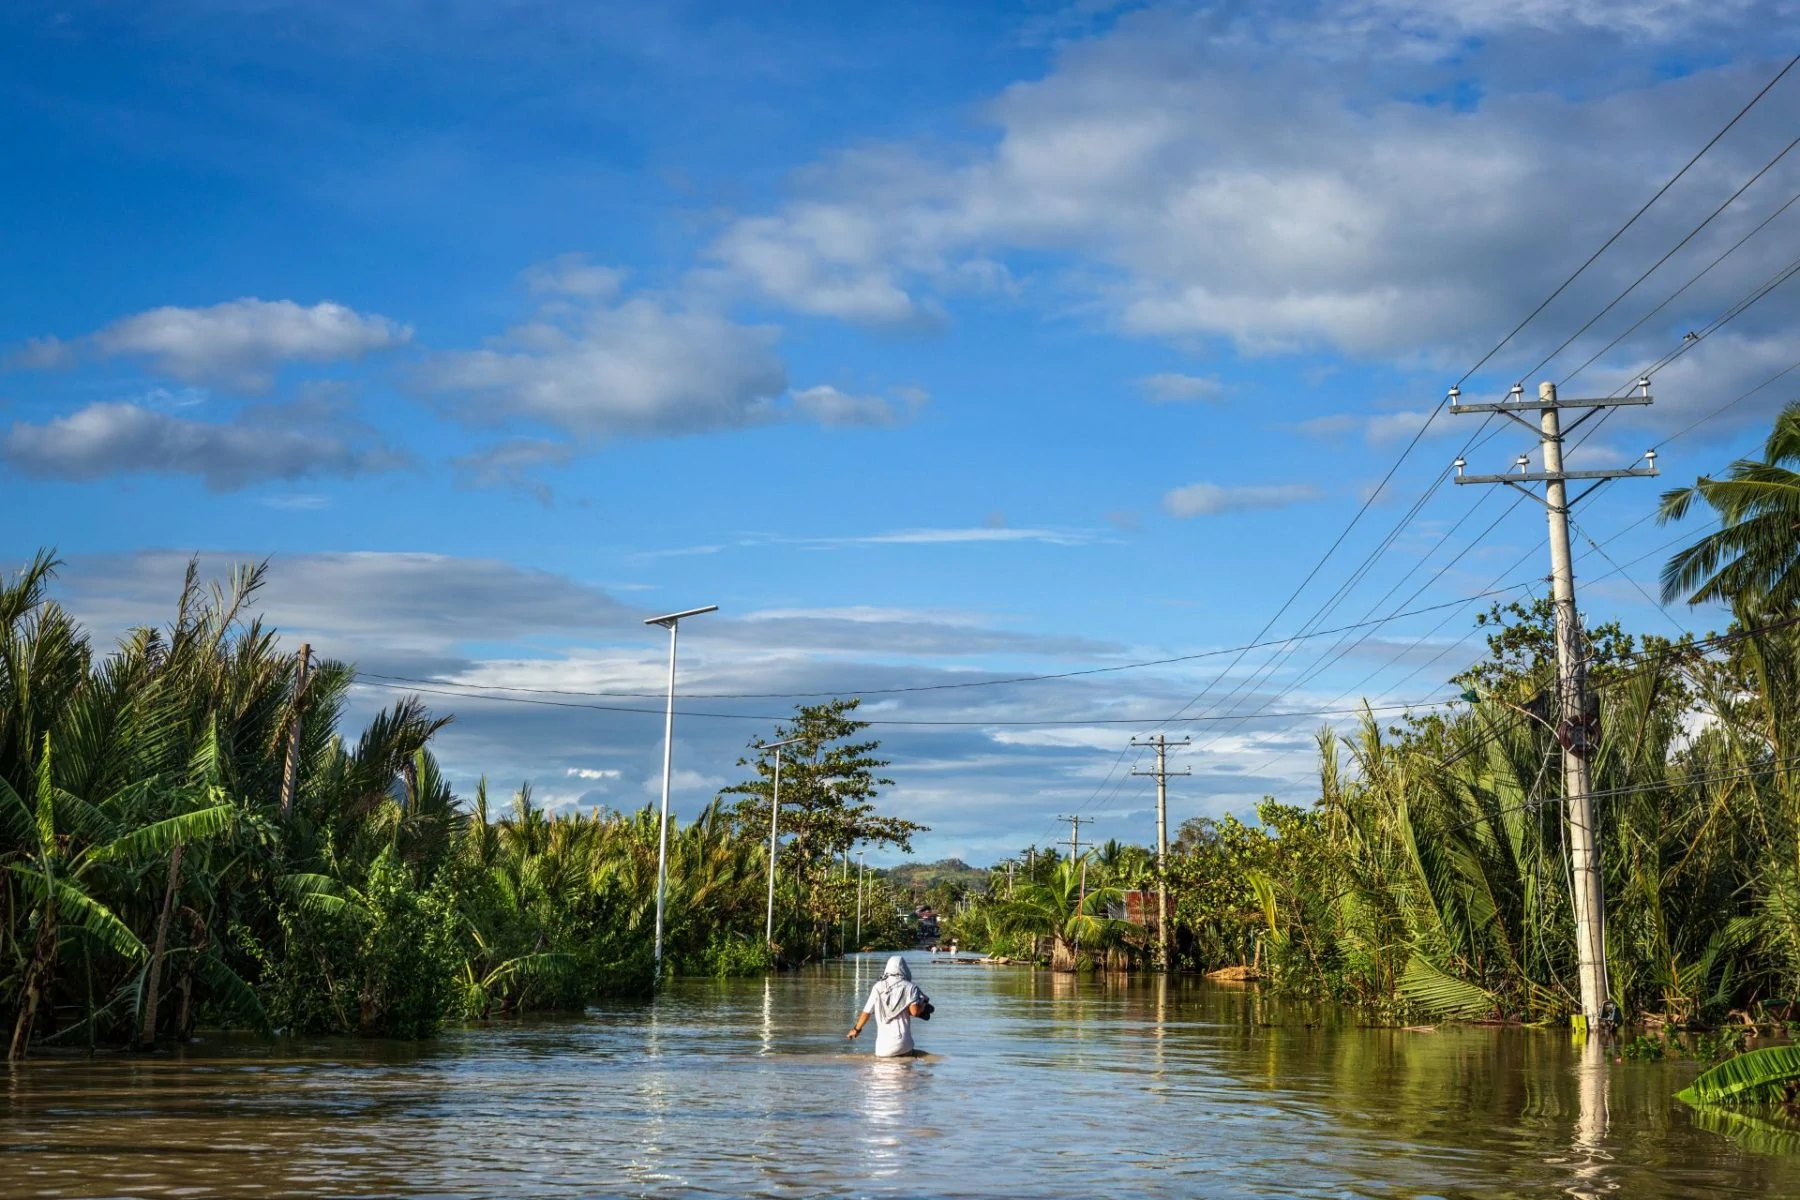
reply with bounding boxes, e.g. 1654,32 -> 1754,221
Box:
847,956 -> 926,1056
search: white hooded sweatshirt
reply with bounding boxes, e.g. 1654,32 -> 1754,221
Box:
861,956 -> 924,1057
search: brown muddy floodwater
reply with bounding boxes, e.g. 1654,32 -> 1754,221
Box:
4,953 -> 1798,1198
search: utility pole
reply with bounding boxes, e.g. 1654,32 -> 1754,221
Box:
1132,734 -> 1191,972
1055,814 -> 1093,863
856,850 -> 865,948
1451,379 -> 1657,1028
278,643 -> 311,815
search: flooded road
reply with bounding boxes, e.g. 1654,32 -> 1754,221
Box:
4,953 -> 1797,1198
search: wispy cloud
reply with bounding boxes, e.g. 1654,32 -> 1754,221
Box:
12,299 -> 412,392
1138,372 -> 1224,403
1162,482 -> 1321,518
1,397 -> 406,491
815,527 -> 1099,547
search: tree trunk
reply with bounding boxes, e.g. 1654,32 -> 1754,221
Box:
138,843 -> 184,1049
9,907 -> 58,1061
175,909 -> 207,1043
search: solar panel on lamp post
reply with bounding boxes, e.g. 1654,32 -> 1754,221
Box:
763,736 -> 802,949
644,605 -> 718,974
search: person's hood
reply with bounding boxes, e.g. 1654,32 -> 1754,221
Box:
882,955 -> 912,981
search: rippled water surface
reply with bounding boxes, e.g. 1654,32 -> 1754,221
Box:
6,954 -> 1800,1198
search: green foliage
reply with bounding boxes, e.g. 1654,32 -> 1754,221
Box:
354,851 -> 462,1038
1678,1044 -> 1800,1108
1659,400 -> 1800,610
0,552 -> 923,1056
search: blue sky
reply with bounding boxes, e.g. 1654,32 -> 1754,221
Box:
7,1 -> 1800,863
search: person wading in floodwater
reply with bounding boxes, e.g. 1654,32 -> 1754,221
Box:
847,956 -> 929,1057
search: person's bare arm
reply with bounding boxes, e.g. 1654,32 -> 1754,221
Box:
908,1001 -> 924,1017
847,1011 -> 870,1039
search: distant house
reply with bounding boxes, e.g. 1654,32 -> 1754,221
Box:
1114,890 -> 1158,926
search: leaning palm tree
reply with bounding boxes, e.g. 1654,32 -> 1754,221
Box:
1659,399 -> 1800,610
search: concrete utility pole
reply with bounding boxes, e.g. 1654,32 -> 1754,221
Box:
278,643 -> 311,815
856,850 -> 866,948
1132,734 -> 1191,972
1451,379 -> 1658,1028
1055,814 -> 1093,864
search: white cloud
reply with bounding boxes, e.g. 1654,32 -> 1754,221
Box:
744,606 -> 979,624
1138,372 -> 1224,403
523,254 -> 628,299
1162,481 -> 1322,517
451,437 -> 576,504
258,493 -> 333,511
0,399 -> 405,490
7,336 -> 74,370
702,10 -> 1800,370
566,767 -> 622,780
817,527 -> 1098,546
708,201 -> 932,326
419,290 -> 788,438
642,768 -> 727,797
1298,409 -> 1442,443
789,384 -> 923,428
87,299 -> 411,390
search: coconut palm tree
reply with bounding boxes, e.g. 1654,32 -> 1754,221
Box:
1659,399 -> 1800,610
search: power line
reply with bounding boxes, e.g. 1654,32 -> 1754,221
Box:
346,677 -> 1458,727
1466,53 -> 1800,385
1142,54 -> 1800,768
1522,130 -> 1800,384
1558,183 -> 1800,390
350,583 -> 1532,703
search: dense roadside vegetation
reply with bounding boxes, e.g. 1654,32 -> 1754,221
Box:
0,559 -> 917,1057
948,401 -> 1800,1033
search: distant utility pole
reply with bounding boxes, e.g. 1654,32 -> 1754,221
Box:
1056,814 -> 1093,863
1451,379 -> 1658,1028
278,643 -> 311,815
1132,734 -> 1190,972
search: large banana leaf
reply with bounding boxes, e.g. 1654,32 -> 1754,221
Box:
5,864 -> 147,960
1678,1044 -> 1800,1107
278,871 -> 353,916
1398,955 -> 1496,1018
197,954 -> 269,1031
93,804 -> 235,861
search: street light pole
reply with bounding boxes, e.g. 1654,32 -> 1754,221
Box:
645,604 -> 718,974
763,736 -> 802,949
856,850 -> 866,948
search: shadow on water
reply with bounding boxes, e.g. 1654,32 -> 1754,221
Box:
5,952 -> 1800,1198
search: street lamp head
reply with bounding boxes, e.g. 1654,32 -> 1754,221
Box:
645,604 -> 719,628
764,736 -> 804,752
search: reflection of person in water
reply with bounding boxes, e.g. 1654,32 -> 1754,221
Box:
847,956 -> 925,1057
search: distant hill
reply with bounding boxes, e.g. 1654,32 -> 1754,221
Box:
878,858 -> 990,896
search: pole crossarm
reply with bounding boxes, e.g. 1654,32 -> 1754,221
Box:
1455,466 -> 1658,486
1449,394 -> 1653,414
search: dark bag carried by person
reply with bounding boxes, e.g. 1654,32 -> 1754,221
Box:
915,990 -> 935,1021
